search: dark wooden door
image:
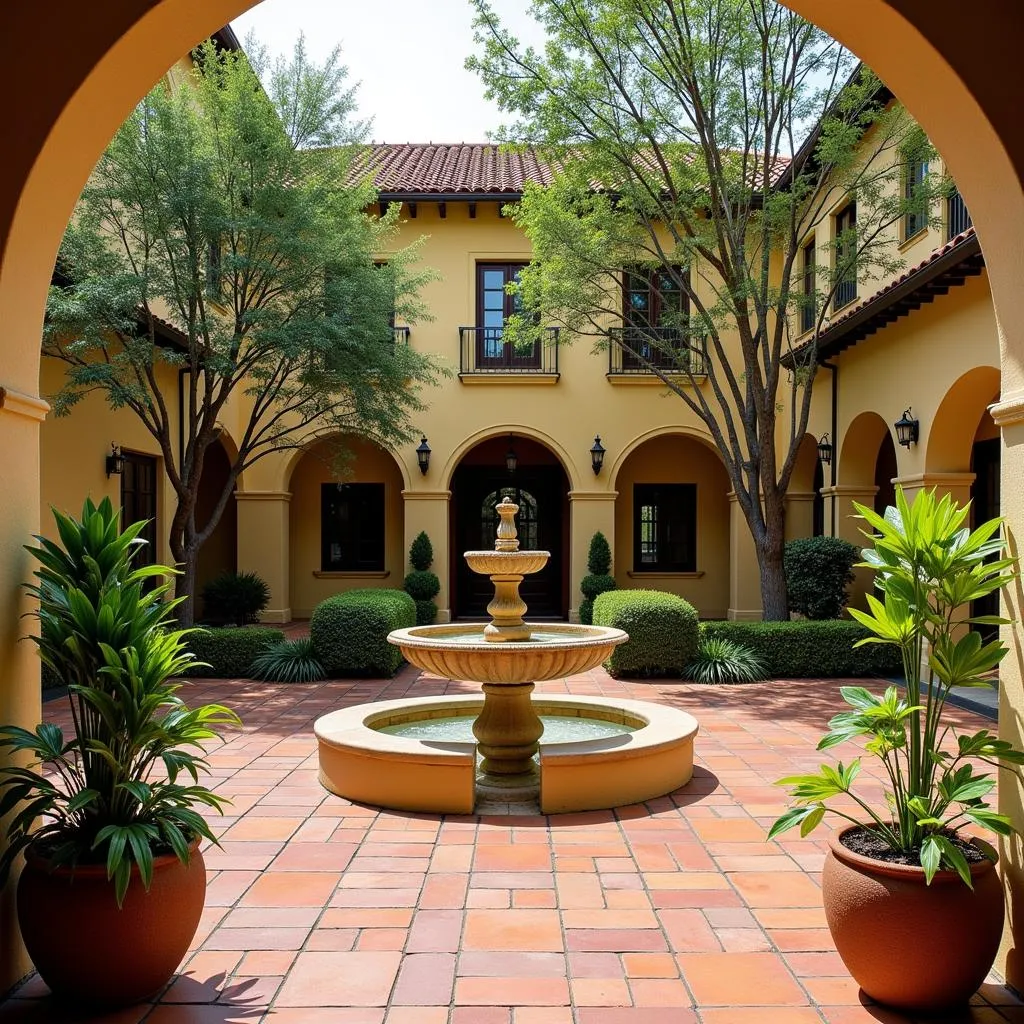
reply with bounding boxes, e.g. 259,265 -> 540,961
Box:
971,437 -> 1001,639
453,466 -> 565,618
121,451 -> 158,568
476,263 -> 538,368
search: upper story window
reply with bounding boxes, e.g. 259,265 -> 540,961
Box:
321,482 -> 385,572
947,188 -> 973,241
800,239 -> 816,335
833,202 -> 857,311
903,155 -> 929,240
619,266 -> 691,371
475,262 -> 538,368
633,483 -> 697,573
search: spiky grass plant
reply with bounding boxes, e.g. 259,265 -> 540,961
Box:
249,637 -> 325,683
685,637 -> 767,684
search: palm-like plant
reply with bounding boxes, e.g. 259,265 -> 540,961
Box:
0,498 -> 239,903
770,487 -> 1024,883
685,637 -> 766,684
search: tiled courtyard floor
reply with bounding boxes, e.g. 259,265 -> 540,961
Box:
4,667 -> 1022,1023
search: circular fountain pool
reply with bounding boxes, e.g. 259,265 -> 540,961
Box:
378,714 -> 636,744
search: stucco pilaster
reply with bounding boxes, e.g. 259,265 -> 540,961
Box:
568,490 -> 617,622
235,491 -> 291,623
402,490 -> 452,622
727,492 -> 762,621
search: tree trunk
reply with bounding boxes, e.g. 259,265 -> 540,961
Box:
175,543 -> 200,628
757,502 -> 789,621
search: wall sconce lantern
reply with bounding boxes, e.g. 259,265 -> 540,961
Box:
505,435 -> 518,475
105,443 -> 125,477
894,408 -> 919,448
415,436 -> 431,475
590,435 -> 606,476
816,433 -> 833,465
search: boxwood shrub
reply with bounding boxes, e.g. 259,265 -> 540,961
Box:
310,588 -> 416,677
593,589 -> 699,677
784,536 -> 859,620
700,620 -> 902,678
183,627 -> 285,678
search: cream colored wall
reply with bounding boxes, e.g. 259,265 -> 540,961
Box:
38,354 -> 179,566
610,434 -> 731,618
287,437 -> 406,619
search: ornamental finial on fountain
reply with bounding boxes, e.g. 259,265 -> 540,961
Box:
495,496 -> 520,552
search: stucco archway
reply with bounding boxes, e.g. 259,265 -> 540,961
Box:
440,424 -> 580,493
926,365 -> 1001,475
4,0 -> 1024,993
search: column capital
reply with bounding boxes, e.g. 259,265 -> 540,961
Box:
401,489 -> 452,501
990,391 -> 1024,427
893,472 -> 976,489
234,490 -> 292,502
0,386 -> 48,423
568,490 -> 619,502
820,484 -> 879,499
784,491 -> 818,502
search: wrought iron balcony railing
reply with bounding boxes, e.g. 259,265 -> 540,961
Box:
608,327 -> 708,376
458,326 -> 560,375
947,190 -> 972,241
393,326 -> 410,345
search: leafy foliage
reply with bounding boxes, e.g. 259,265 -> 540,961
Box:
0,499 -> 239,904
785,536 -> 859,619
310,589 -> 416,677
403,570 -> 441,602
467,0 -> 946,619
414,599 -> 439,626
44,38 -> 439,624
587,532 -> 612,575
249,637 -> 325,684
201,570 -> 271,625
770,488 -> 1023,885
409,531 -> 434,571
700,620 -> 900,678
182,627 -> 284,679
685,637 -> 766,684
593,590 -> 699,677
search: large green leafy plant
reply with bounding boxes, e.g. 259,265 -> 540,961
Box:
0,498 -> 239,903
770,487 -> 1024,883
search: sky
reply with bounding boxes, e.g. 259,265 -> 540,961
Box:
232,0 -> 549,143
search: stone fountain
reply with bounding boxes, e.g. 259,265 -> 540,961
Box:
315,497 -> 698,813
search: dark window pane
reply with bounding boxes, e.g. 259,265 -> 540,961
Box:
321,482 -> 386,571
632,484 -> 696,572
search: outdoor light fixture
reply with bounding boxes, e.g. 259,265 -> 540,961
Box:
505,435 -> 518,475
590,435 -> 606,476
105,443 -> 125,477
817,433 -> 833,465
415,436 -> 431,475
894,408 -> 919,448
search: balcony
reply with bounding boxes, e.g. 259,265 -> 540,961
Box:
393,326 -> 411,345
458,326 -> 560,381
608,327 -> 708,379
947,190 -> 972,241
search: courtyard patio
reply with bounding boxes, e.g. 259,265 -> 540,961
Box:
3,666 -> 1021,1024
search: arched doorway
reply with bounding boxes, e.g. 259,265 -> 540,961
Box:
450,434 -> 569,619
194,435 -> 238,619
287,435 -> 406,619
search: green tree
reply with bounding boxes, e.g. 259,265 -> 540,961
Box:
44,37 -> 437,624
468,0 -> 945,619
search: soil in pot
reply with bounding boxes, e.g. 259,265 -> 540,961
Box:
823,824 -> 1004,1012
17,841 -> 207,1006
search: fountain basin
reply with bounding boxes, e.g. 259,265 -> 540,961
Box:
463,549 -> 551,576
387,623 -> 627,683
315,694 -> 698,814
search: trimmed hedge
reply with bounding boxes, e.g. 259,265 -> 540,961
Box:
310,588 -> 416,677
183,627 -> 285,678
593,589 -> 699,677
700,620 -> 902,678
785,536 -> 859,620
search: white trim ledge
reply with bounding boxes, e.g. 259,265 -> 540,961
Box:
990,393 -> 1024,427
0,386 -> 49,423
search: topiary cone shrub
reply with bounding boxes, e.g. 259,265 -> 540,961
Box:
404,531 -> 440,625
579,531 -> 616,624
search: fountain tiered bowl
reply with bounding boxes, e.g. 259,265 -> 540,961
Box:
315,496 -> 699,813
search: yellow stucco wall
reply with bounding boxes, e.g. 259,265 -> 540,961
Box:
288,436 -> 406,619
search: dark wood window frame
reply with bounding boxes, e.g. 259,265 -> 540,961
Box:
633,483 -> 697,573
320,482 -> 386,572
800,239 -> 816,335
903,155 -> 929,241
833,202 -> 858,310
120,450 -> 159,572
620,265 -> 691,370
474,261 -> 538,368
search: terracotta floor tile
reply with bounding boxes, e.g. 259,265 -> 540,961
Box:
357,928 -> 408,951
566,929 -> 669,952
221,816 -> 304,842
406,909 -> 464,953
629,978 -> 694,1006
513,889 -> 557,909
204,927 -> 311,951
569,977 -> 633,1006
463,910 -> 564,952
269,842 -> 358,871
657,909 -> 721,952
240,870 -> 340,907
450,1009 -> 511,1024
701,1009 -> 824,1024
390,953 -> 456,1005
146,1007 -> 266,1024
475,845 -> 553,872
237,950 -> 296,975
621,953 -> 679,978
566,952 -> 624,979
677,952 -> 809,1005
512,1009 -> 574,1024
457,953 -> 567,977
275,951 -> 402,1006
454,977 -> 570,1005
383,1009 -> 449,1024
728,870 -> 823,908
320,909 -> 413,929
575,1010 -> 698,1023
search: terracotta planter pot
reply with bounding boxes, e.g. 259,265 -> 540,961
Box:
823,825 -> 1004,1012
17,839 -> 206,1006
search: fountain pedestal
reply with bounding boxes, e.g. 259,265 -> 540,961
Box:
473,680 -> 543,782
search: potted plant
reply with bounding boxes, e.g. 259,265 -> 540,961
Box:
0,498 -> 239,1006
769,486 -> 1023,1012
